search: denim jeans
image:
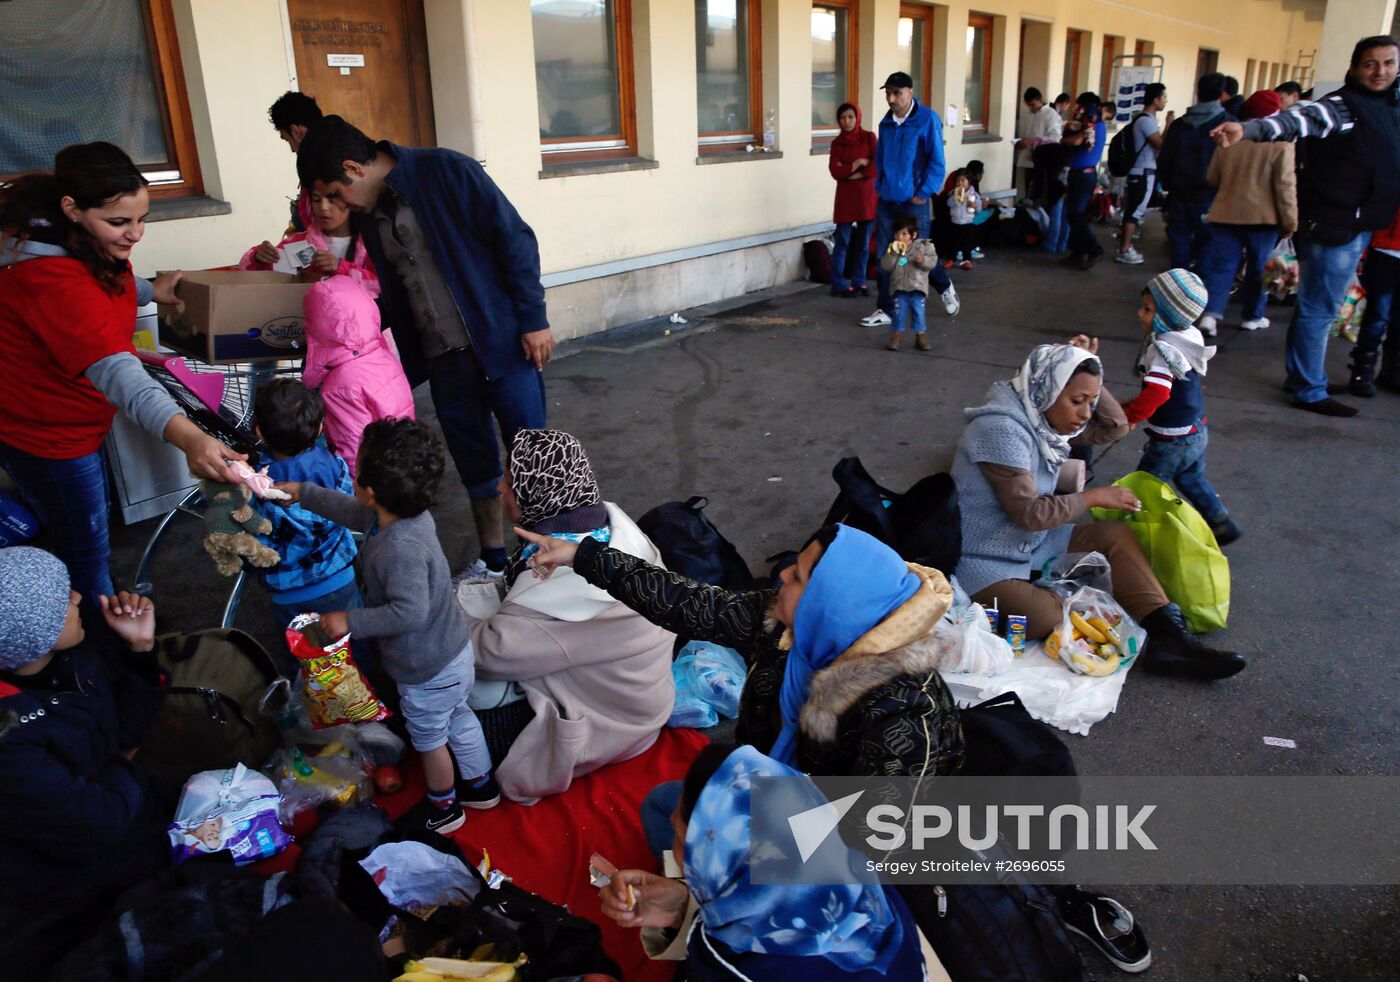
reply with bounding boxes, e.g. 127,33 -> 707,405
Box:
640,780 -> 683,863
893,291 -> 927,334
1200,225 -> 1278,322
0,441 -> 114,606
426,345 -> 547,500
1042,196 -> 1069,252
875,198 -> 951,313
1165,193 -> 1214,270
1137,428 -> 1228,526
397,644 -> 492,780
831,219 -> 872,291
1065,169 -> 1102,259
1357,247 -> 1400,359
1286,230 -> 1371,403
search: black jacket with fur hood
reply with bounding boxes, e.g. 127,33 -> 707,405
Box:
573,539 -> 965,778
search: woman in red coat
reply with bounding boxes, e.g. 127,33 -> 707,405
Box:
827,103 -> 878,298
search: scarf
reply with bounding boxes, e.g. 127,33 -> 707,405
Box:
769,525 -> 920,766
684,745 -> 910,973
507,429 -> 601,527
1011,343 -> 1100,470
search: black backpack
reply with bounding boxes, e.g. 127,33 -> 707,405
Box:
638,495 -> 756,592
1106,113 -> 1145,177
1159,110 -> 1229,195
821,457 -> 961,575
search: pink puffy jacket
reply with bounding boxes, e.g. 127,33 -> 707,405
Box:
238,222 -> 380,298
301,277 -> 415,475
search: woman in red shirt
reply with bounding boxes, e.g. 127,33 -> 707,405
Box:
0,143 -> 242,606
827,103 -> 878,298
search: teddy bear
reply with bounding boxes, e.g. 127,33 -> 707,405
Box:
200,479 -> 280,577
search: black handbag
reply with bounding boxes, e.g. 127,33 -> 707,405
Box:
822,457 -> 962,575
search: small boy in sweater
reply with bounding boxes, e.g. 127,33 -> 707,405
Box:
1121,269 -> 1243,546
944,171 -> 982,269
878,214 -> 938,352
251,379 -> 360,633
275,418 -> 499,834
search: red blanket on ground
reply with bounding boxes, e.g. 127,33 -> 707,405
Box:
376,727 -> 708,981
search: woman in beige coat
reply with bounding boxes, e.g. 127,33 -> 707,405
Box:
468,429 -> 675,805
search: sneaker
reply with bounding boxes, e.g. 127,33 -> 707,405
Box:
954,252 -> 965,263
1061,889 -> 1152,973
940,285 -> 960,316
454,559 -> 504,585
456,775 -> 502,810
1240,317 -> 1270,331
407,799 -> 466,836
970,247 -> 986,260
943,258 -> 956,269
1197,315 -> 1218,338
860,308 -> 892,327
1115,247 -> 1144,265
959,260 -> 973,270
1210,516 -> 1244,547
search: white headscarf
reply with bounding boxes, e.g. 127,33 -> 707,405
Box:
1011,343 -> 1100,469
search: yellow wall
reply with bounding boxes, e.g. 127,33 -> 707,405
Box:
135,0 -> 1322,283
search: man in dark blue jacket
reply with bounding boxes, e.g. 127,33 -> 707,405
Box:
298,117 -> 551,578
860,71 -> 959,329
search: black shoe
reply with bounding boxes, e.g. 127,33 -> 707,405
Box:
1060,889 -> 1152,973
1209,516 -> 1243,547
1077,252 -> 1101,271
408,799 -> 466,836
1349,348 -> 1378,398
855,285 -> 870,297
1139,603 -> 1246,680
456,775 -> 502,810
1059,252 -> 1083,266
830,286 -> 855,298
1291,396 -> 1359,418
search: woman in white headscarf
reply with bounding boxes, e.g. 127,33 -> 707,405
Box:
952,336 -> 1245,681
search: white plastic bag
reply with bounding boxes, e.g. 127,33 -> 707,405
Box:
1045,586 -> 1145,677
916,602 -> 1014,676
359,841 -> 481,911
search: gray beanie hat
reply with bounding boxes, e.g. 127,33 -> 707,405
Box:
0,547 -> 73,670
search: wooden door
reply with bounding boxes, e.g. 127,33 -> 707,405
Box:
286,0 -> 436,147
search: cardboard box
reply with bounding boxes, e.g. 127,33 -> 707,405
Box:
157,270 -> 312,364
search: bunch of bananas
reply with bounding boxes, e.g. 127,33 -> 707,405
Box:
395,955 -> 527,981
1044,610 -> 1125,676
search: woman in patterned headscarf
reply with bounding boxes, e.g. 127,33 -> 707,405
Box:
465,429 -> 676,805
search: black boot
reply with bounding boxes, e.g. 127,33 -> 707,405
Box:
1209,515 -> 1243,547
1377,350 -> 1400,393
1139,603 -> 1246,680
1348,347 -> 1379,398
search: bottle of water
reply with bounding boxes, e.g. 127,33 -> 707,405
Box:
763,109 -> 776,149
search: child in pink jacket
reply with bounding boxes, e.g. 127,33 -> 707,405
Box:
301,277 -> 414,475
240,188 -> 380,298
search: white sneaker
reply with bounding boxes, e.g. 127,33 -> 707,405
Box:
1240,317 -> 1270,331
1197,315 -> 1217,338
1115,247 -> 1144,265
860,309 -> 892,327
941,285 -> 960,316
454,558 -> 505,584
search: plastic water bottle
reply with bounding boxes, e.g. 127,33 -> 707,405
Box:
763,109 -> 776,149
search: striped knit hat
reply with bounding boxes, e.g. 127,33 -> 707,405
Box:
1146,268 -> 1208,334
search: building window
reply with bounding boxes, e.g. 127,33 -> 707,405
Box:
963,13 -> 993,133
696,0 -> 762,151
898,4 -> 937,107
1063,29 -> 1085,97
1100,35 -> 1124,102
0,0 -> 203,198
533,0 -> 637,162
811,1 -> 858,142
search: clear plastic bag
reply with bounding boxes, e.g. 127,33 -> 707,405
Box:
266,742 -> 373,826
1044,586 -> 1146,677
1040,551 -> 1113,598
926,603 -> 1015,675
668,641 -> 747,729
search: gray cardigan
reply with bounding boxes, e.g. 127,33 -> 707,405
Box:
298,484 -> 469,685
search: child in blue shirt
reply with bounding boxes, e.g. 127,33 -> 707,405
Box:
251,378 -> 360,626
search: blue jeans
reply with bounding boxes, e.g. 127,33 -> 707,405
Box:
1042,196 -> 1069,252
1166,192 -> 1214,270
875,198 -> 951,313
1138,428 -> 1228,526
1357,247 -> 1400,359
0,441 -> 113,606
1287,230 -> 1371,403
641,780 -> 683,863
426,345 -> 547,500
831,219 -> 872,291
398,644 -> 492,781
1200,225 -> 1278,322
893,291 -> 927,334
1065,169 -> 1102,259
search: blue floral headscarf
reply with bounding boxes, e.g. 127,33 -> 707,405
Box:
684,745 -> 911,972
769,525 -> 920,766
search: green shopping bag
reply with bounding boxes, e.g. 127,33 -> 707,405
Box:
1089,470 -> 1230,632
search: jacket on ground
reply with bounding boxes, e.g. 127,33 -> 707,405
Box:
301,277 -> 416,475
470,504 -> 675,804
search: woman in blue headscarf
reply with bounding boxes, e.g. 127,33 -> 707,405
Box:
598,743 -> 933,980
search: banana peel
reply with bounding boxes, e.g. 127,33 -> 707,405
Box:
395,955 -> 527,981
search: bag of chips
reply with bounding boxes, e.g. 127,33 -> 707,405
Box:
286,612 -> 390,729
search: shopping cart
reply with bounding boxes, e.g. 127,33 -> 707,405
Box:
131,351 -> 296,627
